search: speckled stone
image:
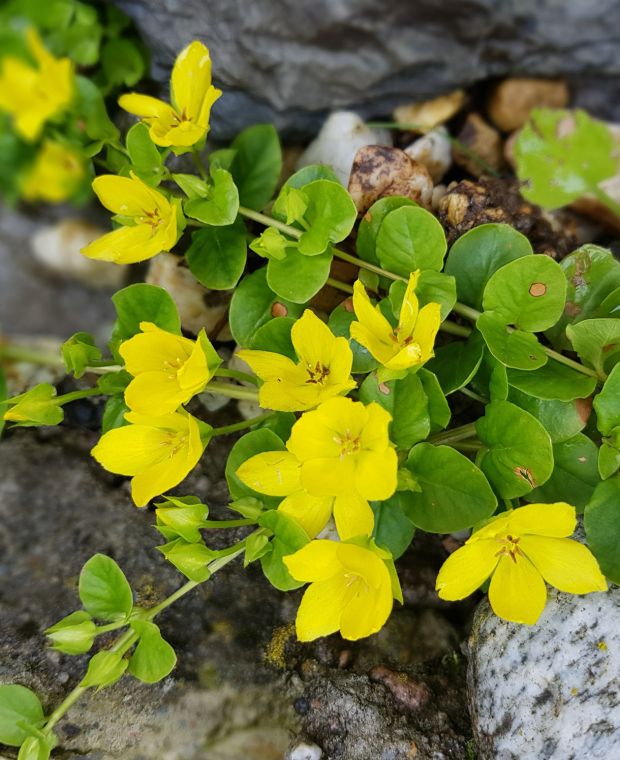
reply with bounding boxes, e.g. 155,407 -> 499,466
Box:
468,589 -> 620,759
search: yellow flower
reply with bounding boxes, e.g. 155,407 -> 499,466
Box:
120,322 -> 220,416
0,28 -> 74,141
350,271 -> 441,371
436,502 -> 607,625
81,173 -> 179,264
118,41 -> 221,148
236,450 -> 374,539
21,140 -> 84,203
91,409 -> 207,507
237,310 -> 356,412
287,397 -> 397,501
284,539 -> 398,640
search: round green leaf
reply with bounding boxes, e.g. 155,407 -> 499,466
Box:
482,255 -> 567,332
328,303 -> 378,374
250,317 -> 296,360
267,247 -> 332,303
230,124 -> 282,211
566,318 -> 620,377
297,179 -> 357,254
281,164 -> 340,189
0,685 -> 44,747
126,122 -> 162,186
507,361 -> 597,401
356,196 -> 417,265
111,284 -> 181,342
527,434 -> 600,512
508,386 -> 588,443
400,443 -> 497,533
419,368 -> 451,432
426,333 -> 484,395
476,400 -> 554,499
371,494 -> 416,559
594,364 -> 620,435
78,554 -> 133,622
183,168 -> 239,226
445,223 -> 532,310
258,510 -> 309,591
225,429 -> 286,508
128,621 -> 177,684
229,267 -> 305,346
477,311 -> 547,370
186,219 -> 247,290
584,476 -> 620,584
376,206 -> 447,276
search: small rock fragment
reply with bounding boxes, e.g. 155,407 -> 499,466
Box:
404,127 -> 452,183
30,219 -> 125,290
452,113 -> 504,178
487,77 -> 569,132
394,89 -> 466,131
286,741 -> 323,760
146,253 -> 232,338
348,145 -> 433,214
369,665 -> 431,711
296,111 -> 391,185
572,173 -> 620,234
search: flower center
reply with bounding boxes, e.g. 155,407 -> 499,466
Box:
162,357 -> 184,379
494,534 -> 524,563
305,361 -> 330,385
161,430 -> 187,457
139,207 -> 163,230
344,572 -> 368,592
335,430 -> 361,457
391,329 -> 423,357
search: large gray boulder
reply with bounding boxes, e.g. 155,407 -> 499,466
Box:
112,0 -> 620,138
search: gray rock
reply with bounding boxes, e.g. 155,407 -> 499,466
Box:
468,590 -> 620,759
112,0 -> 620,138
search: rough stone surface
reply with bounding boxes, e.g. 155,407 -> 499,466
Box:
112,0 -> 620,138
468,591 -> 620,759
486,77 -> 569,133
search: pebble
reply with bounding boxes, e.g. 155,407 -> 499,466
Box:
468,588 -> 620,759
394,89 -> 466,130
404,127 -> 452,183
30,219 -> 125,290
487,77 -> 569,132
286,742 -> 323,760
452,113 -> 504,177
296,111 -> 391,186
348,145 -> 433,214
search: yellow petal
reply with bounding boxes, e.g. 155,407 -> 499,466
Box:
410,301 -> 442,362
236,349 -> 299,382
284,539 -> 341,583
360,402 -> 392,450
333,493 -> 374,539
236,451 -> 301,496
120,327 -> 194,375
352,280 -> 392,337
125,410 -> 188,431
26,28 -> 54,67
258,379 -> 321,412
337,543 -> 387,588
153,120 -> 207,148
507,502 -> 577,538
436,539 -> 500,600
291,309 -> 337,367
287,412 -> 341,462
197,84 -> 222,126
80,225 -> 161,265
397,271 -> 421,336
92,175 -> 159,216
176,337 -> 211,392
488,554 -> 547,625
171,41 -> 215,122
91,424 -> 169,475
354,448 -> 398,501
124,372 -> 187,416
340,576 -> 392,640
384,343 -> 424,370
301,457 -> 356,497
326,336 -> 355,385
279,492 -> 333,538
118,92 -> 176,121
349,322 -> 397,366
519,536 -> 607,594
294,576 -> 350,641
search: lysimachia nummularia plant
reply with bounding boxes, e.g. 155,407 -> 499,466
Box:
2,38 -> 620,759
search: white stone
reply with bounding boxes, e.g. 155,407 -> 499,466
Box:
30,219 -> 125,289
468,588 -> 620,759
404,127 -> 452,183
287,742 -> 323,760
296,111 -> 391,185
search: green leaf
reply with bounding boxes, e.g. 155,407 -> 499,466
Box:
482,255 -> 567,332
267,247 -> 332,303
258,510 -> 309,591
155,500 -> 209,543
546,245 -> 620,348
126,123 -> 162,186
75,75 -> 119,143
111,284 -> 181,351
399,443 -> 497,533
508,386 -> 588,443
371,494 -> 416,559
229,267 -> 305,346
507,361 -> 597,401
0,685 -> 44,747
185,219 -> 247,290
477,311 -> 547,370
426,333 -> 484,394
184,169 -> 239,226
359,371 -> 430,449
328,303 -> 378,374
62,332 -> 102,378
526,434 -> 600,512
172,173 -> 209,199
376,206 -> 447,276
157,540 -> 214,582
128,621 -> 177,683
281,164 -> 341,190
514,108 -> 618,209
0,367 -> 7,438
419,368 -> 451,432
78,554 -> 133,622
80,651 -> 128,689
250,317 -> 296,360
225,429 -> 286,508
3,384 -> 63,428
594,364 -> 620,435
566,318 -> 620,377
356,196 -> 417,265
584,476 -> 620,583
18,735 -> 53,760
445,223 -> 533,310
101,38 -> 146,88
476,400 -> 554,499
46,611 -> 96,655
599,441 -> 620,480
244,532 -> 271,566
388,271 -> 456,322
101,395 -> 128,434
230,124 -> 282,210
294,180 -> 357,255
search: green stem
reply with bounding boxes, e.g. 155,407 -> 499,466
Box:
215,368 -> 259,385
326,277 -> 354,295
238,206 -> 302,239
0,345 -> 64,367
205,380 -> 260,401
332,248 -> 405,282
459,387 -> 487,404
54,388 -> 101,406
428,422 -> 478,446
191,148 -> 209,181
211,411 -> 274,436
439,320 -> 471,338
592,186 -> 620,221
451,441 -> 483,452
